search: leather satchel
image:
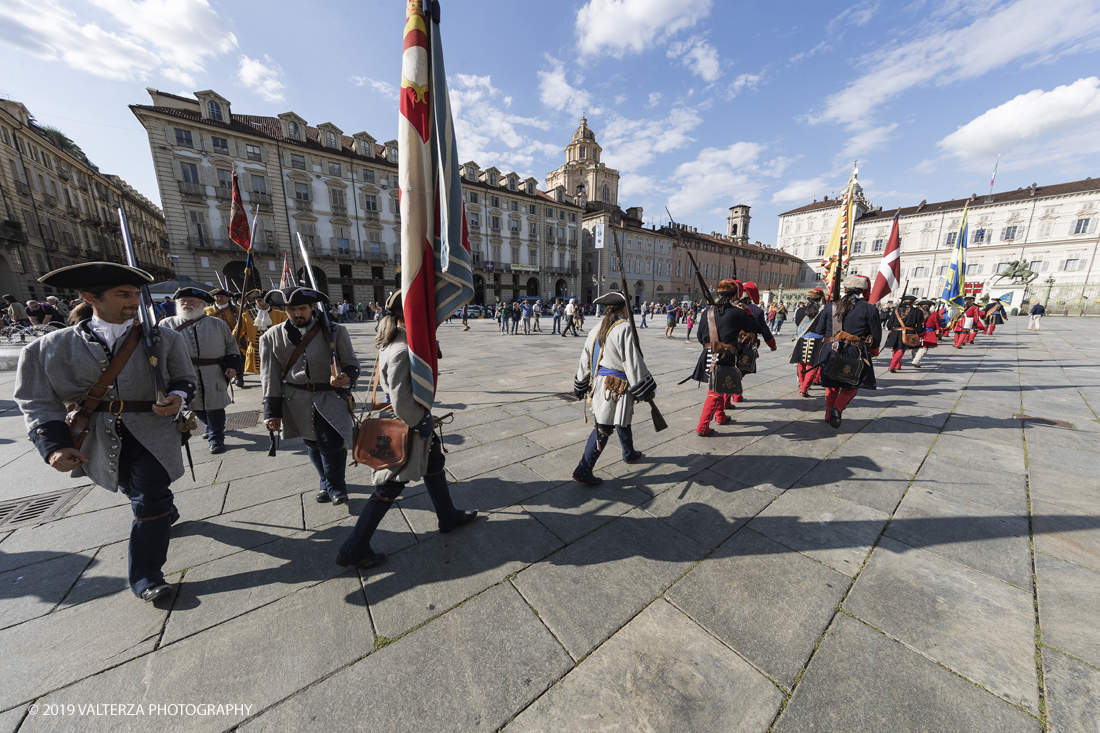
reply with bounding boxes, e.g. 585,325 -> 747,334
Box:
351,354 -> 411,471
825,308 -> 863,386
709,364 -> 743,395
65,326 -> 142,450
900,324 -> 921,348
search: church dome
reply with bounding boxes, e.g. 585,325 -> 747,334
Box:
572,116 -> 595,143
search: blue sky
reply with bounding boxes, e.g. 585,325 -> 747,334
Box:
3,0 -> 1100,241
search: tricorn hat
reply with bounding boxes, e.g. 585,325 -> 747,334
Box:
899,294 -> 918,303
281,286 -> 329,306
208,288 -> 233,298
593,291 -> 628,307
172,287 -> 214,303
385,290 -> 402,310
917,299 -> 935,307
246,288 -> 265,300
38,262 -> 153,290
263,289 -> 287,307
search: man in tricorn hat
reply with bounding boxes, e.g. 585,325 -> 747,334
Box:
727,280 -> 777,405
205,288 -> 256,388
247,288 -> 286,373
570,291 -> 656,485
883,294 -> 922,373
690,280 -> 759,435
14,263 -> 197,603
161,288 -> 243,454
261,286 -> 360,505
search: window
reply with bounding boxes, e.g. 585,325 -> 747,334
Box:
245,144 -> 262,162
326,131 -> 338,148
336,226 -> 350,255
912,266 -> 926,277
287,121 -> 300,139
946,232 -> 957,246
1030,260 -> 1045,272
489,173 -> 497,185
852,241 -> 863,253
920,231 -> 932,249
938,265 -> 949,276
469,191 -> 478,204
291,153 -> 306,170
547,225 -> 554,239
211,136 -> 229,155
510,201 -> 517,211
559,210 -> 566,220
972,228 -> 988,243
470,213 -> 479,227
529,204 -> 537,214
527,182 -> 535,194
362,168 -> 375,183
491,216 -> 501,229
510,246 -> 519,262
508,179 -> 516,190
510,220 -> 519,233
294,182 -> 311,201
188,210 -> 207,243
251,175 -> 267,194
180,162 -> 200,184
1063,258 -> 1086,271
369,234 -> 382,257
528,222 -> 537,236
1073,218 -> 1092,235
1038,220 -> 1054,237
216,169 -> 232,190
966,263 -> 982,275
1001,226 -> 1018,241
359,140 -> 371,155
325,162 -> 340,177
570,213 -> 577,222
331,188 -> 346,213
298,222 -> 316,248
207,101 -> 223,121
872,239 -> 885,252
491,196 -> 499,208
175,129 -> 193,148
816,245 -> 826,257
364,194 -> 378,211
529,248 -> 537,264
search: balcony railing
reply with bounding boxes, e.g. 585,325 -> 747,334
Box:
294,199 -> 313,211
212,144 -> 230,157
368,249 -> 387,261
215,186 -> 232,200
58,168 -> 70,181
332,204 -> 348,216
0,226 -> 28,243
364,210 -> 380,221
490,227 -> 501,237
186,236 -> 241,252
546,235 -> 556,244
66,204 -> 80,217
66,244 -> 81,256
77,178 -> 88,191
179,181 -> 205,196
15,181 -> 31,196
43,237 -> 59,251
250,192 -> 272,206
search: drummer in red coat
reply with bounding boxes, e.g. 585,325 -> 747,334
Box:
911,300 -> 942,368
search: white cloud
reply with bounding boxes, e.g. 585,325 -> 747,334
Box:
0,0 -> 237,82
618,173 -> 656,201
351,76 -> 398,99
938,77 -> 1100,162
646,92 -> 662,108
811,0 -> 1100,132
614,93 -> 627,105
666,36 -> 722,82
600,106 -> 703,173
236,54 -> 286,103
837,122 -> 898,159
771,177 -> 830,204
665,142 -> 766,215
728,72 -> 762,98
161,67 -> 196,88
449,74 -> 557,174
576,0 -> 713,56
538,57 -> 594,116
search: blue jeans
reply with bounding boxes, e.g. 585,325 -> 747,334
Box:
304,410 -> 347,499
117,422 -> 175,596
194,409 -> 226,446
552,315 -> 561,333
511,318 -> 520,334
774,318 -> 785,334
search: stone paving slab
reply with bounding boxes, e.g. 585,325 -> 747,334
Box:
514,507 -> 706,660
1042,648 -> 1100,733
775,614 -> 1039,733
1036,551 -> 1100,667
846,538 -> 1039,713
507,599 -> 783,733
668,528 -> 848,688
239,582 -> 573,733
914,453 -> 1028,516
0,553 -> 92,630
1032,498 -> 1100,571
1029,463 -> 1100,517
0,708 -> 22,733
887,487 -> 1033,588
796,455 -> 912,513
520,481 -> 651,544
21,576 -> 369,733
642,471 -> 773,549
0,504 -> 134,575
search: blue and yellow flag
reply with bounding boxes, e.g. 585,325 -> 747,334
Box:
940,203 -> 969,308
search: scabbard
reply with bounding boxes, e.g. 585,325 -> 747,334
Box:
268,430 -> 279,457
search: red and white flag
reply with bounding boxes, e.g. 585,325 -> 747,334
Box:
868,213 -> 901,305
228,171 -> 251,251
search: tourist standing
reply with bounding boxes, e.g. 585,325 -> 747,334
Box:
773,302 -> 787,334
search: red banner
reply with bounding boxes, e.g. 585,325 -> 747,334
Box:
229,171 -> 251,251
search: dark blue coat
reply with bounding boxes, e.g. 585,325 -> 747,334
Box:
690,302 -> 759,383
808,300 -> 882,390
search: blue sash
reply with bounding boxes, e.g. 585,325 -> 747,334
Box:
597,366 -> 627,380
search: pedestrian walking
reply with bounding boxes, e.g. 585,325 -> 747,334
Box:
562,298 -> 580,337
571,292 -> 655,484
14,263 -> 198,603
336,292 -> 476,569
689,280 -> 759,435
533,300 -> 542,332
205,288 -> 255,388
884,294 -> 923,373
500,302 -> 510,335
1027,302 -> 1045,330
461,304 -> 470,331
684,311 -> 694,340
773,303 -> 787,334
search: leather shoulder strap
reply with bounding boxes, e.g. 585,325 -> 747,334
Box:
172,318 -> 202,333
281,323 -> 321,381
707,306 -> 718,348
81,326 -> 142,410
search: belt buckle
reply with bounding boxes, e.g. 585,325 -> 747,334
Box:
307,382 -> 317,392
108,399 -> 125,415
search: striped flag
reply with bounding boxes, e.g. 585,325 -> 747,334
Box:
822,163 -> 858,300
867,212 -> 900,305
399,0 -> 475,409
940,203 -> 969,309
989,153 -> 1001,190
278,253 -> 292,289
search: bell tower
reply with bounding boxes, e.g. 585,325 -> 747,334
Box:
545,116 -> 620,208
727,204 -> 750,241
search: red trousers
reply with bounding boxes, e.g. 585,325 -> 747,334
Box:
889,349 -> 905,370
698,390 -> 734,432
985,323 -> 996,335
953,331 -> 966,347
797,364 -> 818,393
967,329 -> 978,343
824,387 -> 859,417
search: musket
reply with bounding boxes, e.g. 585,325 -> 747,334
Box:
296,233 -> 341,379
665,208 -> 714,307
119,207 -> 195,480
609,223 -> 667,432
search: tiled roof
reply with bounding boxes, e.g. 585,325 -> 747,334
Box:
779,177 -> 1100,218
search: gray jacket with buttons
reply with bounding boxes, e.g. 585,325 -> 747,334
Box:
260,318 -> 359,442
14,321 -> 197,492
160,315 -> 242,412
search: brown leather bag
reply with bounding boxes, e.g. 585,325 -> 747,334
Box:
65,326 -> 142,450
352,355 -> 412,471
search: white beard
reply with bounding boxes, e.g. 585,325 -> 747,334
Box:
178,304 -> 205,321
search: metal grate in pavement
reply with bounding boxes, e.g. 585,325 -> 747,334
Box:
192,409 -> 261,435
0,488 -> 83,530
1014,414 -> 1075,429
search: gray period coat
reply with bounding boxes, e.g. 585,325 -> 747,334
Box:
14,322 -> 197,492
573,319 -> 656,427
369,329 -> 432,486
160,315 -> 242,412
260,318 -> 359,442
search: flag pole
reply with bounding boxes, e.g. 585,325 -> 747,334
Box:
233,204 -> 259,343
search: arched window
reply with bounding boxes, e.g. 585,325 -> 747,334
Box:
208,101 -> 223,121
359,140 -> 370,155
288,121 -> 300,139
602,184 -> 610,204
326,131 -> 337,148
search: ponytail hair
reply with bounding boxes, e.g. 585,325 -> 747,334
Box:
596,301 -> 626,348
374,300 -> 404,349
69,286 -> 111,325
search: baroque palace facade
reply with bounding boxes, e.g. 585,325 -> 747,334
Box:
0,99 -> 171,302
132,89 -> 582,306
777,177 -> 1100,303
